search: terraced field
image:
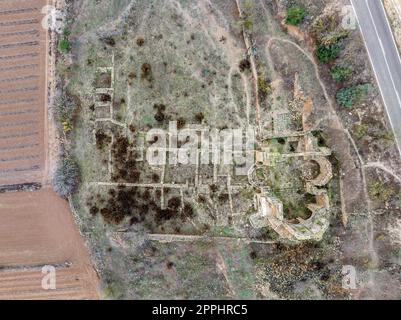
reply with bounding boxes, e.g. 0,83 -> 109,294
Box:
0,0 -> 99,300
0,0 -> 46,186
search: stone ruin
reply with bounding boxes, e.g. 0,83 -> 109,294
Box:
249,73 -> 333,242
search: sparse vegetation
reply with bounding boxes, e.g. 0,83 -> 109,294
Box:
368,181 -> 396,203
95,130 -> 112,149
52,93 -> 78,133
102,271 -> 125,299
353,123 -> 369,139
311,13 -> 349,65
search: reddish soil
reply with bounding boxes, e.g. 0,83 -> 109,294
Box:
0,0 -> 100,299
0,265 -> 98,300
0,0 -> 47,185
0,189 -> 100,299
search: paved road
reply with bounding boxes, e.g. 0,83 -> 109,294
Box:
351,0 -> 401,156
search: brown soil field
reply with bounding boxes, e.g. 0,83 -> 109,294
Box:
0,0 -> 99,299
0,265 -> 98,300
0,189 -> 100,299
0,0 -> 47,185
0,189 -> 99,299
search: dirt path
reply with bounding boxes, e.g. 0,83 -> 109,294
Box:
364,161 -> 401,184
235,0 -> 261,129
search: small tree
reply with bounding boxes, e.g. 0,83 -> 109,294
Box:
286,6 -> 306,26
316,43 -> 340,63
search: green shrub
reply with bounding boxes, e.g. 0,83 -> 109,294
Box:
368,181 -> 395,203
316,44 -> 340,63
286,6 -> 306,26
59,38 -> 71,54
52,153 -> 80,198
336,84 -> 370,108
243,18 -> 254,31
331,63 -> 353,81
258,78 -> 272,97
353,123 -> 369,139
235,0 -> 254,33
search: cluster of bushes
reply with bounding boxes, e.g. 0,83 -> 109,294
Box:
285,6 -> 306,26
51,91 -> 80,197
336,84 -> 371,108
310,14 -> 349,63
52,152 -> 80,198
311,13 -> 371,108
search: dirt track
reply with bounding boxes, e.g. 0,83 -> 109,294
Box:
0,0 -> 99,299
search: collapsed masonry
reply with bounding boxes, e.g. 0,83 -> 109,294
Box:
249,74 -> 333,242
249,133 -> 333,242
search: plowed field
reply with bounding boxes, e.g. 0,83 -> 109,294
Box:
0,0 -> 99,300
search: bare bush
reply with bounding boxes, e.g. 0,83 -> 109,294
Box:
52,152 -> 80,198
